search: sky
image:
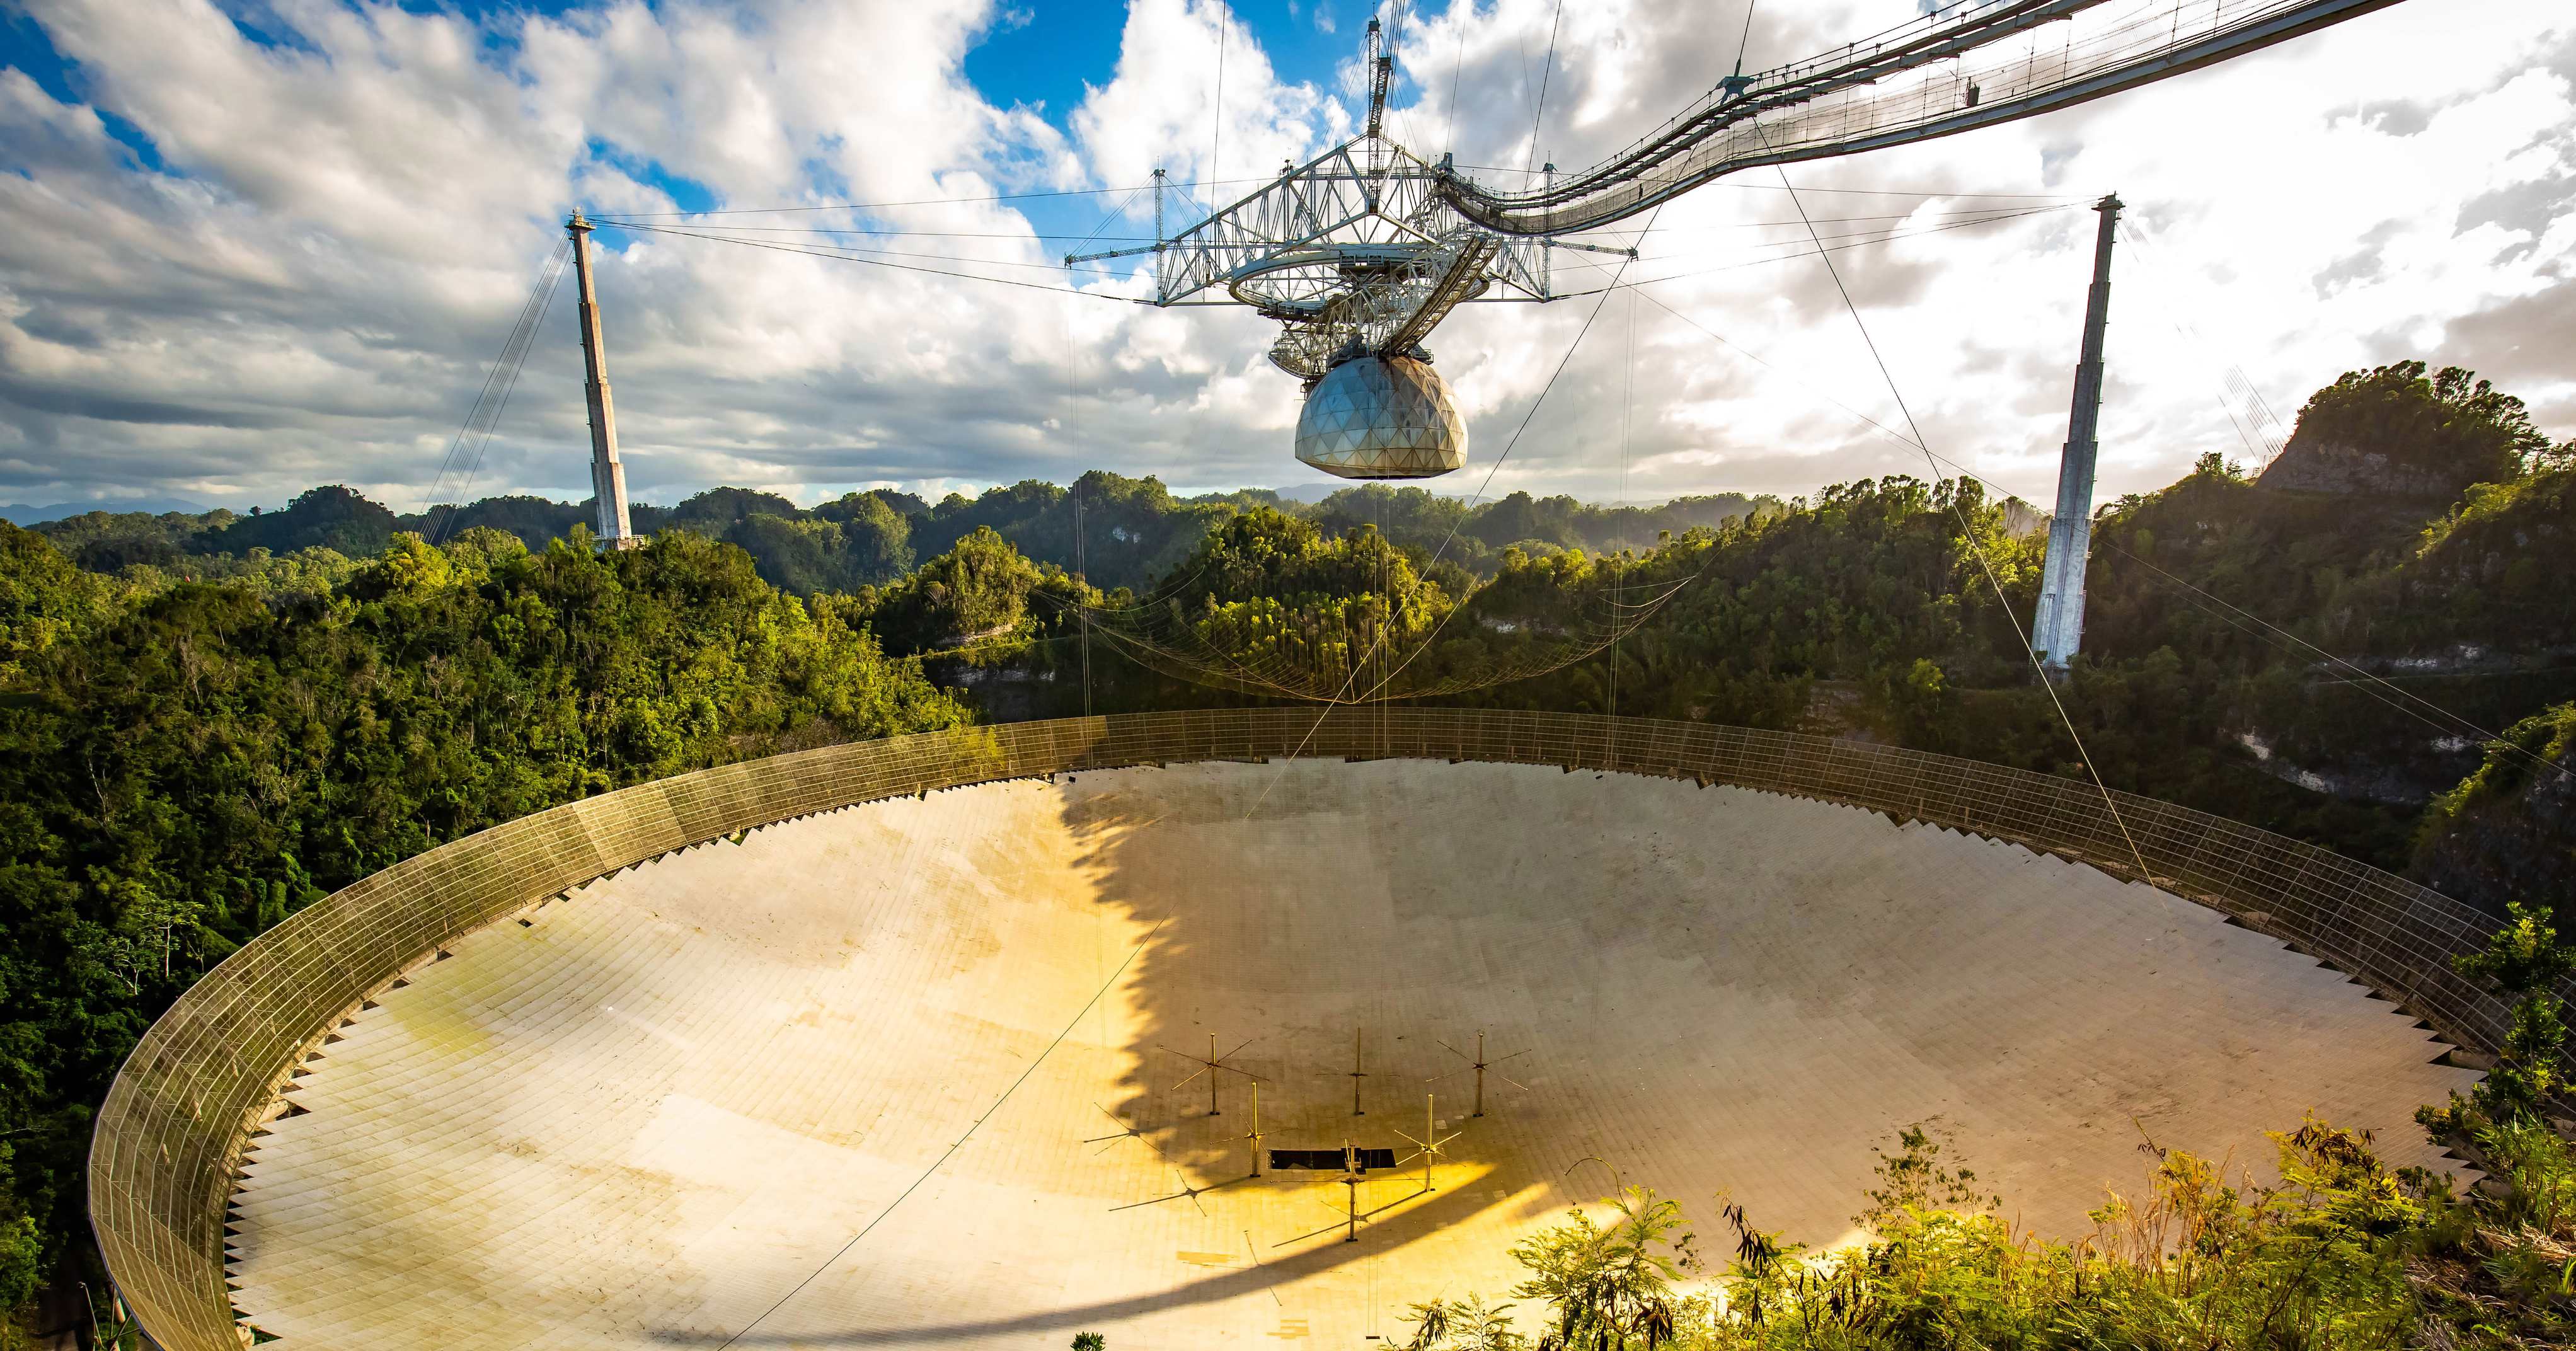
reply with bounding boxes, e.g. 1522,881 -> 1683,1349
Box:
0,0 -> 2570,515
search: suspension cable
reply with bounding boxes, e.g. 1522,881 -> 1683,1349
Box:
421,239 -> 573,545
1245,212 -> 1666,816
1631,237 -> 2571,791
590,177 -> 1277,220
1761,146 -> 2156,885
709,915 -> 1170,1349
1348,206 -> 1672,704
1525,0 -> 1565,175
602,221 -> 1137,301
1210,3 -> 1228,189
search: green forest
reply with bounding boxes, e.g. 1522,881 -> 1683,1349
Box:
3,358 -> 2573,1346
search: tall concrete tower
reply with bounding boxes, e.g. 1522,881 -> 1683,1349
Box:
567,212 -> 637,549
2032,193 -> 2122,679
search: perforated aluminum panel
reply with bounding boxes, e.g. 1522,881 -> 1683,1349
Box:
91,710 -> 2525,1350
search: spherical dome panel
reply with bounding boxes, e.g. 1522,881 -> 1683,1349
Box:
1294,355 -> 1468,480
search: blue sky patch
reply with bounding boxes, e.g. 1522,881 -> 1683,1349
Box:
1,11 -> 170,171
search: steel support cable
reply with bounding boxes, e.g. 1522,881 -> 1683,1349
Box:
1258,205 -> 2064,300
619,226 -> 1138,277
603,222 -> 1141,301
1210,2 -> 1228,191
1067,571 -> 1543,704
2112,221 -> 2292,468
1817,362 -> 2568,789
1056,185 -> 1159,304
1343,210 -> 1677,705
1084,592 -> 1696,706
590,225 -> 1168,242
1445,168 -> 2085,199
1072,601 -> 1349,703
709,916 -> 1170,1351
418,245 -> 548,526
2088,536 -> 2575,784
590,176 -> 1281,220
1759,142 -> 2156,887
2108,219 -> 2272,455
1040,456 -> 1689,704
1626,289 -> 1923,452
1612,285 -> 1636,723
1076,605 -> 1660,705
902,631 -> 1085,664
1547,202 -> 2082,294
1445,0 -> 2399,236
1596,197 -> 2557,788
1358,568 -> 1708,704
1031,563 -> 1381,699
1016,627 -> 1318,701
1235,224 -> 1668,816
1538,211 -> 2076,296
1525,0 -> 1565,175
1540,213 -> 2055,281
1064,186 -> 1149,260
1380,0 -> 1434,168
1446,2 -> 1467,149
422,239 -> 573,546
1071,573 -> 1694,704
1637,205 -> 2081,232
1042,560 -> 1220,618
1033,605 -> 1401,701
1886,379 -> 2566,798
1075,603 -> 1359,702
1603,205 -> 2075,264
1050,195 -> 1152,716
1528,202 -> 2082,295
1631,275 -> 2575,792
1924,440 -> 2573,786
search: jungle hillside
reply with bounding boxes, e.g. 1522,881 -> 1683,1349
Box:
1,357 -> 2572,1345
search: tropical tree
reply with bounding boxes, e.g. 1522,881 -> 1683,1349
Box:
1508,1185 -> 1693,1349
2419,897 -> 2575,1139
1403,1294 -> 1525,1350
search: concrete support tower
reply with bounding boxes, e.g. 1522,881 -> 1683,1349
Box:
568,212 -> 637,549
2032,193 -> 2122,678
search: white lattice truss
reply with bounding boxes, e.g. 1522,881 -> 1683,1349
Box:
1076,0 -> 2398,382
1083,135 -> 1581,386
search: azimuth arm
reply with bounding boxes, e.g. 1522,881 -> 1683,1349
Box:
1439,0 -> 2404,237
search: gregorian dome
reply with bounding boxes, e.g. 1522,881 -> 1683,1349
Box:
1293,354 -> 1468,480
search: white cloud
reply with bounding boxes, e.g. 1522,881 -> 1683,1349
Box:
1375,0 -> 2576,504
1072,0 -> 1347,204
0,0 -> 2568,515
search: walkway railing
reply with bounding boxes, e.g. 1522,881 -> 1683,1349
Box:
90,709 -> 2506,1350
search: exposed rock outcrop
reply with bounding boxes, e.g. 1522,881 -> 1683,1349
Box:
2257,435 -> 2470,500
2257,361 -> 2544,502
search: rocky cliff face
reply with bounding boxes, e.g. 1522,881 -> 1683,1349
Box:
2257,435 -> 2468,499
2258,361 -> 2543,501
